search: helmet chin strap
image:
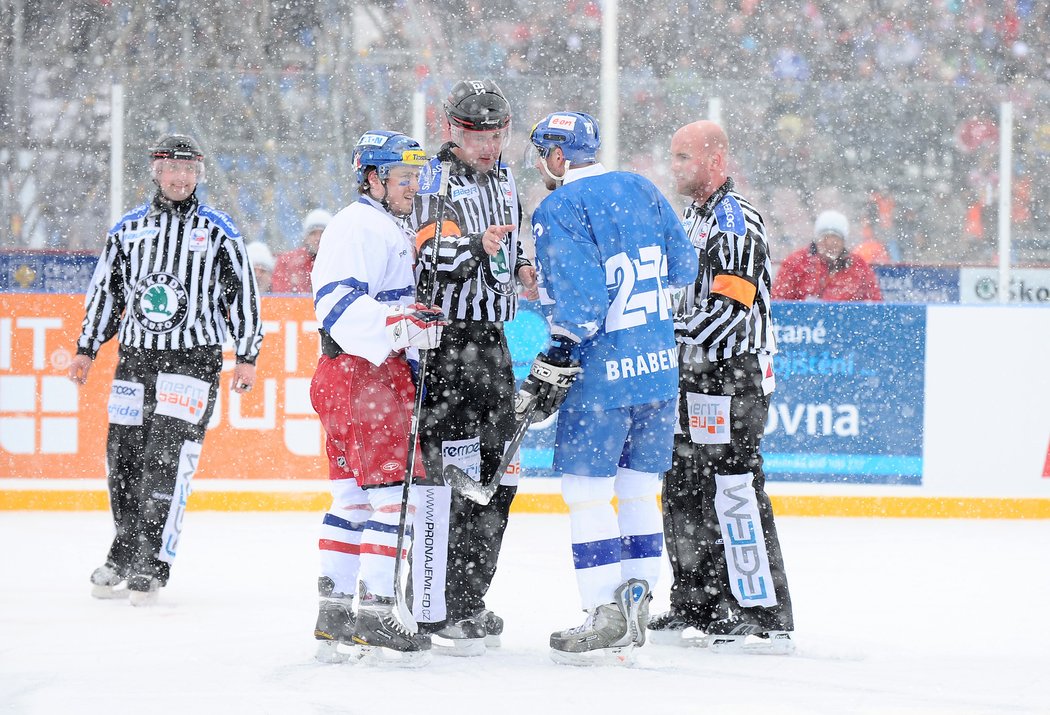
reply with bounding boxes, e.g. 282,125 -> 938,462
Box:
540,155 -> 569,187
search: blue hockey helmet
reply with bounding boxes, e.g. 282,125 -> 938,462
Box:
352,130 -> 426,186
528,112 -> 601,164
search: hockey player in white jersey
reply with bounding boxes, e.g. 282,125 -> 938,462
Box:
522,112 -> 698,664
309,130 -> 445,665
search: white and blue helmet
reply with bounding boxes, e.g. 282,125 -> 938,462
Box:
352,130 -> 426,185
528,112 -> 601,164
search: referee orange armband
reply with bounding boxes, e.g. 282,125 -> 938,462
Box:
415,220 -> 462,252
711,273 -> 757,308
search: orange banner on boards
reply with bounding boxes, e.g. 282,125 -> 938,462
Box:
0,293 -> 328,480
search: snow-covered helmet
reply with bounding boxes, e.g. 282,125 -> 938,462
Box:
529,112 -> 601,165
443,79 -> 511,131
352,131 -> 426,186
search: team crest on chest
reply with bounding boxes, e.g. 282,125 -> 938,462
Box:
133,273 -> 189,333
188,228 -> 209,251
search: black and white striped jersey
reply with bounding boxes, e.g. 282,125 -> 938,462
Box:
406,144 -> 529,323
76,194 -> 264,362
675,177 -> 777,364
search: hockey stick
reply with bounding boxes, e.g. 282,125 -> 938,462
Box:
392,158 -> 453,631
443,401 -> 538,506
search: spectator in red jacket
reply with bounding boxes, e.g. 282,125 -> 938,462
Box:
773,210 -> 882,302
272,208 -> 332,293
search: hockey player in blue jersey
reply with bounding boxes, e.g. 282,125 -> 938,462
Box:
521,112 -> 698,664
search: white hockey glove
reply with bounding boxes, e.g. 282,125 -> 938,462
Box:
385,303 -> 447,351
514,337 -> 581,424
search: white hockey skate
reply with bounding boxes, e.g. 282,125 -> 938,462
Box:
426,616 -> 487,657
127,575 -> 160,607
549,579 -> 650,667
90,563 -> 129,600
705,618 -> 796,655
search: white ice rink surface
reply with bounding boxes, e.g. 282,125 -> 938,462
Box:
1,511 -> 1047,715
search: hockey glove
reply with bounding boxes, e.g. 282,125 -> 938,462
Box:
386,303 -> 446,351
515,336 -> 582,424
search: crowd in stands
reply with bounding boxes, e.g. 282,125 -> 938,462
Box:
1,0 -> 1047,268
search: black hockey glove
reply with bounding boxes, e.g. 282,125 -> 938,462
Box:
514,335 -> 582,424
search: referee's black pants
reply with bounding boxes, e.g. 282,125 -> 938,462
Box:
419,320 -> 516,621
663,352 -> 793,631
104,345 -> 221,585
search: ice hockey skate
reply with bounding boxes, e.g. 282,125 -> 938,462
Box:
351,593 -> 431,667
549,579 -> 650,666
475,608 -> 504,648
705,616 -> 796,655
647,609 -> 713,647
127,574 -> 160,607
424,616 -> 487,657
90,563 -> 129,600
313,577 -> 356,663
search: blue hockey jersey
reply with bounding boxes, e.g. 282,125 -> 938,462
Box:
531,164 -> 698,410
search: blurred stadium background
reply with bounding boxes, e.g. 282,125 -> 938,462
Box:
1,0 -> 1047,266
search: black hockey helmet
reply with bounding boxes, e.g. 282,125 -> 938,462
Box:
149,133 -> 204,162
443,79 -> 511,131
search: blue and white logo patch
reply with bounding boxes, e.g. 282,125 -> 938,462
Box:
418,161 -> 441,194
714,195 -> 746,237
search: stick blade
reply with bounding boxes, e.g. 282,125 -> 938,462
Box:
444,465 -> 497,506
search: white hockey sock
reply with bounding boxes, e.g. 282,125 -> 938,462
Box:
614,468 -> 663,588
358,485 -> 415,599
319,479 -> 372,595
562,474 -> 621,611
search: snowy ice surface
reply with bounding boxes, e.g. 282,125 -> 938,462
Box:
1,512 -> 1046,715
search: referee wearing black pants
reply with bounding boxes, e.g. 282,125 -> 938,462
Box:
650,120 -> 794,651
69,134 -> 263,606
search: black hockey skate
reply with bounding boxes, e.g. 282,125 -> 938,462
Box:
475,609 -> 504,648
424,616 -> 487,657
705,615 -> 795,655
127,574 -> 161,608
90,562 -> 129,600
549,579 -> 650,666
314,577 -> 356,663
352,593 -> 431,667
647,608 -> 714,647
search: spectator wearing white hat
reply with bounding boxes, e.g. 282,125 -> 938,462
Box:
273,208 -> 332,294
772,210 -> 882,302
246,241 -> 276,293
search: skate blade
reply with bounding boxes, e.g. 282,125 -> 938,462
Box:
648,629 -> 708,648
707,633 -> 795,655
355,645 -> 431,668
314,640 -> 351,664
549,644 -> 636,667
129,590 -> 159,607
431,636 -> 486,657
91,584 -> 129,600
483,634 -> 501,648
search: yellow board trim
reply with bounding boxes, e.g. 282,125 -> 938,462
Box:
2,490 -> 1050,519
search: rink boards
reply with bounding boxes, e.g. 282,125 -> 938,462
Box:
1,294 -> 1048,518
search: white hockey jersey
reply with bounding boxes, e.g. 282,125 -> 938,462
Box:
311,196 -> 418,366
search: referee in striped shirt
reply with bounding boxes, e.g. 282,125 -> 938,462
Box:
648,121 -> 795,651
404,79 -> 537,649
69,133 -> 263,606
